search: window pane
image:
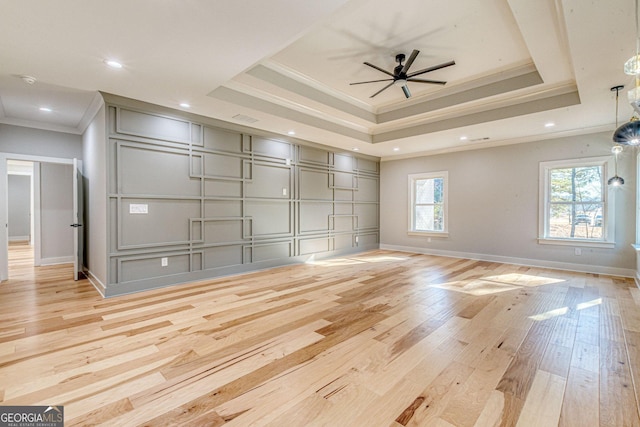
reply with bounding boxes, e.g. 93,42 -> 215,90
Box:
548,203 -> 603,239
550,166 -> 602,203
415,205 -> 444,231
416,178 -> 443,204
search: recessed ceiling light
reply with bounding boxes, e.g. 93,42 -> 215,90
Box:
460,136 -> 468,141
352,148 -> 360,151
39,107 -> 52,112
545,122 -> 555,128
104,59 -> 123,69
393,147 -> 400,151
179,102 -> 190,108
288,131 -> 295,135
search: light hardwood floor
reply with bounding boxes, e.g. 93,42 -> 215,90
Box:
1,242 -> 640,426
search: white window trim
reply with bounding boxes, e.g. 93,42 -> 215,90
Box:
538,156 -> 615,248
408,171 -> 449,237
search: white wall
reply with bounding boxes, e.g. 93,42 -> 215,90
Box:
380,132 -> 636,276
39,163 -> 73,263
81,104 -> 107,289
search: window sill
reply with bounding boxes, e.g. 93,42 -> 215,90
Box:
538,238 -> 615,249
408,231 -> 449,238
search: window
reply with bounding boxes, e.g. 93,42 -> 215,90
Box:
408,171 -> 448,236
539,156 -> 615,248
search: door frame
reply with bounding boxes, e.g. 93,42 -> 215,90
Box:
0,153 -> 76,281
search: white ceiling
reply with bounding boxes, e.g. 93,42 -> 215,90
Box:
0,0 -> 636,160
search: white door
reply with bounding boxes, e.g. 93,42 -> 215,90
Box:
72,159 -> 84,280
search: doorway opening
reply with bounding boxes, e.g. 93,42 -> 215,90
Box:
1,154 -> 82,282
7,160 -> 34,274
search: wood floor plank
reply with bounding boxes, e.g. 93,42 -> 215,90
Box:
515,370 -> 565,427
1,244 -> 639,426
559,367 -> 599,427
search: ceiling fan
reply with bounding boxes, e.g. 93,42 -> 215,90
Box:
350,49 -> 455,99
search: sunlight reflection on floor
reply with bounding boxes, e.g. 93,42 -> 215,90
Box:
305,255 -> 409,266
431,273 -> 566,296
430,279 -> 521,296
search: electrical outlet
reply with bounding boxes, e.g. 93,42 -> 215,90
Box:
161,257 -> 168,266
574,248 -> 581,256
355,236 -> 359,244
285,158 -> 291,166
282,188 -> 287,196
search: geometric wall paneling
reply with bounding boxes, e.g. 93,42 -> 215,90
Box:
117,197 -> 201,249
118,252 -> 191,282
298,145 -> 330,167
201,152 -> 244,180
246,240 -> 294,263
116,107 -> 196,145
191,252 -> 203,272
330,171 -> 357,190
357,232 -> 380,246
105,98 -> 379,293
354,176 -> 379,202
203,126 -> 244,153
247,136 -> 294,162
190,219 -> 203,243
298,201 -> 333,234
354,203 -> 379,230
333,152 -> 356,172
244,161 -> 292,199
203,245 -> 244,269
334,234 -> 356,251
244,200 -> 294,238
203,179 -> 243,198
334,202 -> 354,216
117,143 -> 201,197
203,199 -> 243,218
298,236 -> 332,256
203,218 -> 245,244
356,157 -> 379,174
298,168 -> 333,200
190,153 -> 203,176
334,188 -> 355,201
331,214 -> 356,233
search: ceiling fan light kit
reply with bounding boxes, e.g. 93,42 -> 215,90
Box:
350,49 -> 455,98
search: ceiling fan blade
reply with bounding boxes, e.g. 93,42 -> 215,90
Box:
364,62 -> 395,77
401,85 -> 411,98
407,60 -> 456,78
370,81 -> 395,98
407,78 -> 447,85
401,49 -> 420,74
350,78 -> 394,85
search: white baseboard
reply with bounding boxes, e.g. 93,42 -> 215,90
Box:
380,244 -> 636,278
85,269 -> 106,297
9,236 -> 29,242
39,256 -> 73,266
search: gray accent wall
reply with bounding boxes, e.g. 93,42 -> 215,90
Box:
82,104 -> 108,291
39,163 -> 74,262
0,124 -> 83,159
380,132 -> 636,274
103,99 -> 380,296
8,174 -> 30,240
